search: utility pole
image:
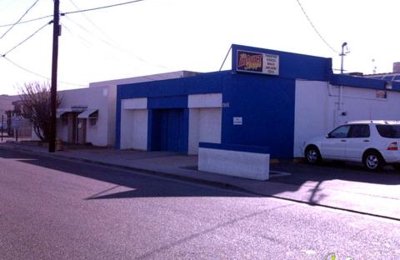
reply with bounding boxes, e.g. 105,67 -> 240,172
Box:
340,42 -> 347,74
49,0 -> 60,152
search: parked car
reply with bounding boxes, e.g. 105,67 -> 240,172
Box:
303,120 -> 400,171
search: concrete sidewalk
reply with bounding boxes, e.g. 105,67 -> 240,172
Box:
1,141 -> 400,221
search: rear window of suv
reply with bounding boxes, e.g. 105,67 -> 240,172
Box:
376,124 -> 400,138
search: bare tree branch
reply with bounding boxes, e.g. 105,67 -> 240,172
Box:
18,82 -> 62,142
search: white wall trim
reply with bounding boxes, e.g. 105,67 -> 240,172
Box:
122,98 -> 148,109
188,93 -> 222,108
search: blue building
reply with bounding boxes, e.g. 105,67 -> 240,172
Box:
116,44 -> 400,159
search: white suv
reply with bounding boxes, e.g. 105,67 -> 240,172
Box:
303,120 -> 400,171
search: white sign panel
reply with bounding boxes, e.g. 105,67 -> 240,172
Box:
263,54 -> 279,75
233,117 -> 243,125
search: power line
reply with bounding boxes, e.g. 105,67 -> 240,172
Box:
2,56 -> 87,87
3,56 -> 48,79
67,0 -> 112,42
0,15 -> 52,28
295,0 -> 338,53
1,21 -> 52,57
0,0 -> 40,39
61,0 -> 144,15
62,14 -> 171,70
0,0 -> 145,28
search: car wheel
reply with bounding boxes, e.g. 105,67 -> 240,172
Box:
363,151 -> 383,171
305,146 -> 321,164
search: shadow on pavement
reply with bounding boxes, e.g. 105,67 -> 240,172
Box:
270,160 -> 400,186
1,143 -> 400,217
0,148 -> 258,199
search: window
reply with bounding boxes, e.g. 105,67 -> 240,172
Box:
376,125 -> 400,138
328,125 -> 351,138
348,125 -> 370,138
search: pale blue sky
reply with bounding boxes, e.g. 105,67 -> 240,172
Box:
0,0 -> 399,95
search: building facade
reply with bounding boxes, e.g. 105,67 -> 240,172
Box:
116,44 -> 400,159
56,71 -> 197,147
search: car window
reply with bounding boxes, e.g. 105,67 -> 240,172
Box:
328,125 -> 351,138
376,125 -> 400,138
348,124 -> 370,138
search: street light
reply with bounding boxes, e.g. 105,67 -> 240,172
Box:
340,42 -> 347,74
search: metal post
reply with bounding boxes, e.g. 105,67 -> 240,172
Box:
1,115 -> 3,142
49,0 -> 60,153
340,42 -> 347,74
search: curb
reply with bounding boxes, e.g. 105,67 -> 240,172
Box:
0,144 -> 256,195
1,144 -> 400,221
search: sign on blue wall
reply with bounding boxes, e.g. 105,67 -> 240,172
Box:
236,50 -> 279,75
232,44 -> 333,81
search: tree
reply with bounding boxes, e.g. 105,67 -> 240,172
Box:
18,82 -> 62,142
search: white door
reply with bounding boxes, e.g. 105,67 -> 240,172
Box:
320,125 -> 350,160
345,124 -> 371,161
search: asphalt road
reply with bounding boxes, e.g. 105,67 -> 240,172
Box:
1,149 -> 400,260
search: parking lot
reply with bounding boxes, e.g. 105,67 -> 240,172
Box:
270,159 -> 400,186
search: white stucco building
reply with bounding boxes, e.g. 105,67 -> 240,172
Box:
56,71 -> 197,147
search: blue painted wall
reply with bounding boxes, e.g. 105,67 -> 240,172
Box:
117,70 -> 296,158
221,73 -> 295,158
116,72 -> 226,151
116,44 -> 396,158
232,44 -> 333,81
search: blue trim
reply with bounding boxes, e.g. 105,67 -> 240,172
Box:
147,109 -> 155,150
182,108 -> 189,153
148,96 -> 187,109
115,91 -> 122,149
117,71 -> 228,99
330,74 -> 385,90
199,142 -> 270,154
330,74 -> 400,92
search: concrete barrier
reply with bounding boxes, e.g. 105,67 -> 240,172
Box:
198,143 -> 270,180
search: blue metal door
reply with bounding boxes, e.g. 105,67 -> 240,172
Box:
151,109 -> 184,152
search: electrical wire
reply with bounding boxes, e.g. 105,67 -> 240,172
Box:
2,57 -> 87,87
61,0 -> 144,16
61,20 -> 92,48
63,13 -> 171,70
0,0 -> 168,86
0,0 -> 145,28
2,56 -> 49,79
0,0 -> 40,39
0,15 -> 52,28
1,21 -> 52,58
295,0 -> 338,53
67,0 -> 112,41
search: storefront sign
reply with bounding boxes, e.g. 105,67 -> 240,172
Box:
236,50 -> 279,75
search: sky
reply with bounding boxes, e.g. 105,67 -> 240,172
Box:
0,0 -> 400,95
